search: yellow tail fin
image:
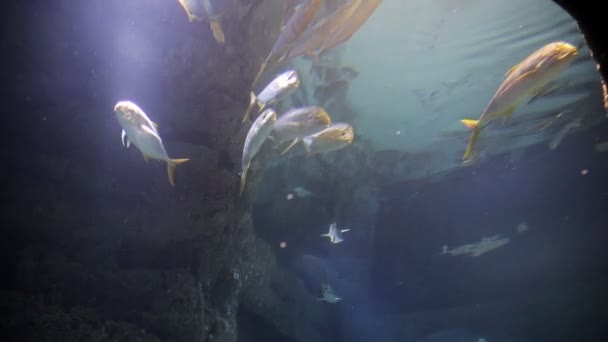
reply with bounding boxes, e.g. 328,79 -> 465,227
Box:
242,92 -> 258,123
463,126 -> 481,161
460,119 -> 479,130
167,158 -> 190,186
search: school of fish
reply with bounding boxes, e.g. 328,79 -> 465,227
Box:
109,0 -> 595,305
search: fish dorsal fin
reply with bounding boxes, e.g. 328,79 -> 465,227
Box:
501,107 -> 516,125
505,63 -> 520,77
495,69 -> 536,98
121,129 -> 131,148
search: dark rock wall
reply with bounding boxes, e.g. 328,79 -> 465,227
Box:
1,0 -> 329,341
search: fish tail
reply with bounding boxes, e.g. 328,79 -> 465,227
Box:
463,125 -> 481,161
242,92 -> 258,123
460,119 -> 479,130
210,20 -> 225,44
239,164 -> 250,196
167,158 -> 190,186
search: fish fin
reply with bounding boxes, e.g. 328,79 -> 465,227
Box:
142,153 -> 151,164
280,138 -> 300,155
210,20 -> 225,44
167,158 -> 190,186
320,233 -> 329,237
505,63 -> 519,77
121,129 -> 130,148
240,163 -> 250,196
242,92 -> 258,123
340,229 -> 350,233
460,119 -> 479,130
463,125 -> 481,161
501,107 -> 516,125
140,124 -> 161,139
302,137 -> 313,154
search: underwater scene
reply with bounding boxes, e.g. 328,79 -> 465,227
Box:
3,0 -> 608,341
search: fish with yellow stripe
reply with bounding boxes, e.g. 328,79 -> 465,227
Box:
114,101 -> 189,186
460,41 -> 578,160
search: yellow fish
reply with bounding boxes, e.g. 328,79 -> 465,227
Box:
460,42 -> 578,160
287,0 -> 363,61
302,122 -> 354,155
251,0 -> 321,86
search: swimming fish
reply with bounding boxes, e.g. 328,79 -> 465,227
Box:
114,101 -> 189,186
460,41 -> 578,160
287,0 -> 363,61
441,235 -> 510,257
240,108 -> 277,195
302,122 -> 354,155
271,106 -> 332,154
251,0 -> 321,86
321,222 -> 350,244
242,69 -> 300,123
293,186 -> 314,198
306,0 -> 382,64
177,0 -> 226,44
317,283 -> 342,303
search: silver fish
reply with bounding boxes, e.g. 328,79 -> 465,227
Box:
242,70 -> 300,123
317,283 -> 342,303
293,186 -> 314,198
272,106 -> 332,154
460,41 -> 578,160
114,101 -> 189,186
320,222 -> 350,244
302,122 -> 354,155
241,108 -> 277,195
